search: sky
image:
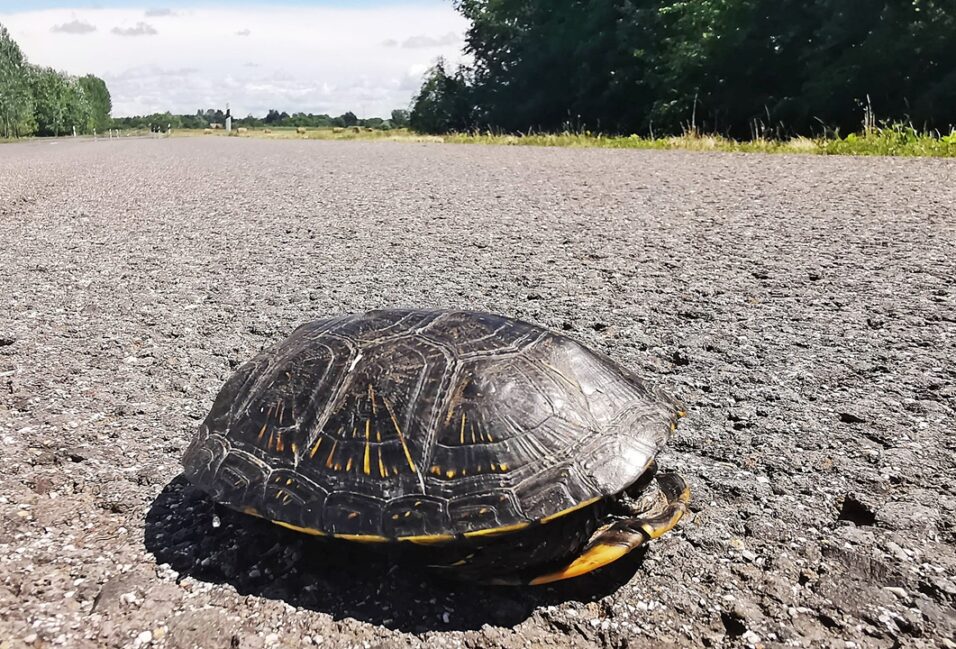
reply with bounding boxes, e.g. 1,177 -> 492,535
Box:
0,1 -> 470,118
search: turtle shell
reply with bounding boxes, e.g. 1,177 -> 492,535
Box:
182,309 -> 681,541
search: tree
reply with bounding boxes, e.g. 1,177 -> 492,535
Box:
409,59 -> 475,134
29,66 -> 70,136
28,67 -> 97,136
340,111 -> 358,126
63,75 -> 94,134
425,0 -> 956,137
78,74 -> 111,131
390,109 -> 410,128
0,22 -> 35,137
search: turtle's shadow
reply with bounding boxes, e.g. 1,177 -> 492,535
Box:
144,476 -> 647,633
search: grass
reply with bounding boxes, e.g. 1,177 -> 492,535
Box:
14,122 -> 956,157
171,123 -> 956,157
441,125 -> 956,157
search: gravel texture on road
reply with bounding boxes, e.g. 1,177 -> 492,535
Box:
1,137 -> 954,648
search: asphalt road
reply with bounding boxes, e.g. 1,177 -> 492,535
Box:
1,137 -> 954,648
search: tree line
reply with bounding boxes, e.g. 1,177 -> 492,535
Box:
113,108 -> 411,131
0,24 -> 111,138
410,0 -> 956,138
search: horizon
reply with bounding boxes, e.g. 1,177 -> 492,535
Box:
0,2 -> 469,118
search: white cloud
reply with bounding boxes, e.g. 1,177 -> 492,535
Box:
111,22 -> 158,36
402,32 -> 459,49
235,28 -> 250,37
144,8 -> 175,17
51,19 -> 96,34
2,6 -> 469,118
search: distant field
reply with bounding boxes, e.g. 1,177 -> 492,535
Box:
171,126 -> 442,143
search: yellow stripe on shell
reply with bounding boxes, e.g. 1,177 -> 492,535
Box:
397,534 -> 456,545
363,420 -> 371,475
333,533 -> 390,544
383,396 -> 418,474
462,521 -> 530,538
272,520 -> 327,536
538,496 -> 602,523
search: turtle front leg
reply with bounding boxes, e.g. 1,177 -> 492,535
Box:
525,472 -> 690,586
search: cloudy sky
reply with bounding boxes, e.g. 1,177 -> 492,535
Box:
0,1 -> 470,118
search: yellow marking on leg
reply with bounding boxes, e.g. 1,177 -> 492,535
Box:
529,543 -> 630,585
378,447 -> 387,478
463,522 -> 530,538
383,396 -> 417,474
470,422 -> 477,444
285,478 -> 293,485
539,496 -> 602,523
644,505 -> 688,540
363,420 -> 371,475
498,463 -> 509,472
257,423 -> 268,441
272,520 -> 326,536
277,402 -> 284,425
459,413 -> 466,445
291,442 -> 298,455
242,506 -> 262,517
445,469 -> 456,479
368,384 -> 377,415
346,457 -> 353,472
430,465 -> 441,476
267,430 -> 275,450
276,432 -> 284,452
325,440 -> 338,469
309,437 -> 323,458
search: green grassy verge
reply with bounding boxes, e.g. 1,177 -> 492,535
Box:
443,125 -> 956,157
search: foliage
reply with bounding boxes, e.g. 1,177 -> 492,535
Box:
77,74 -> 111,132
29,67 -> 70,136
390,109 -> 410,128
1,22 -> 111,138
0,23 -> 35,137
438,124 -> 956,157
112,109 -> 403,131
412,0 -> 956,138
409,59 -> 475,134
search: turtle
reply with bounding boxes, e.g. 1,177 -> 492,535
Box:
181,309 -> 689,585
